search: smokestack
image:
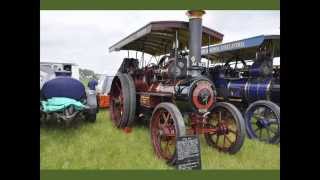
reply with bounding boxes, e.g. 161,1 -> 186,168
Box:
187,10 -> 205,66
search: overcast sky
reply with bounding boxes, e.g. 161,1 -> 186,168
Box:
40,10 -> 280,75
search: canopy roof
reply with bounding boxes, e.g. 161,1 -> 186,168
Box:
201,35 -> 280,62
109,21 -> 224,56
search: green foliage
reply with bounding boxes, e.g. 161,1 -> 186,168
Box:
40,110 -> 279,170
79,68 -> 98,83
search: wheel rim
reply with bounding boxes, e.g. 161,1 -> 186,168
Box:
205,106 -> 240,152
151,108 -> 177,161
247,105 -> 279,143
110,78 -> 124,127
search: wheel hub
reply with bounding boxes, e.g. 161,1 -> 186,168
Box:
256,119 -> 269,128
217,123 -> 229,135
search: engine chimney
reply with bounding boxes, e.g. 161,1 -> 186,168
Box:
186,10 -> 205,77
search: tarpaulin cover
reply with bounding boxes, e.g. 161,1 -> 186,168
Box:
41,97 -> 85,113
41,77 -> 86,101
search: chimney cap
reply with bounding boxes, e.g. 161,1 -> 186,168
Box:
186,10 -> 206,19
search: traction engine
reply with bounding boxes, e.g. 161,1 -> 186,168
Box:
206,45 -> 280,144
109,10 -> 246,165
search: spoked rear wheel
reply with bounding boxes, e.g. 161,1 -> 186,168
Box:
150,103 -> 186,165
109,73 -> 131,128
204,102 -> 245,154
123,74 -> 136,127
245,100 -> 280,144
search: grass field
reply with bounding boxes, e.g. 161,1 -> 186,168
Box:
40,109 -> 280,170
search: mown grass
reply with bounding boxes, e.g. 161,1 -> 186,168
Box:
40,110 -> 280,170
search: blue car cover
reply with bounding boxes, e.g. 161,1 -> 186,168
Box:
41,77 -> 86,101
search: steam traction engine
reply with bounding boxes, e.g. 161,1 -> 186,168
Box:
108,11 -> 246,165
201,35 -> 280,144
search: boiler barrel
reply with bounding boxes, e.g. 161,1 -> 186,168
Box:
221,78 -> 280,104
245,78 -> 270,102
227,79 -> 247,98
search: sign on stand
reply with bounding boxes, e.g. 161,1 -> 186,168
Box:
175,135 -> 201,170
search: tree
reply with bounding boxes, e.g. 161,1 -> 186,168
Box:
79,68 -> 98,81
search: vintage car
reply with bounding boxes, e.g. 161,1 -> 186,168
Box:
108,10 -> 246,165
40,62 -> 98,126
201,35 -> 280,144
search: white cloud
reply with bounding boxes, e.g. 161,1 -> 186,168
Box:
40,10 -> 280,75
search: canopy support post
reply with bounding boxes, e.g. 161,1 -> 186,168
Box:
207,35 -> 211,68
174,30 -> 179,82
271,41 -> 275,59
142,52 -> 145,68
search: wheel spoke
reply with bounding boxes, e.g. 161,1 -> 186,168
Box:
254,127 -> 260,133
253,111 -> 264,119
225,135 -> 233,145
252,111 -> 260,117
216,134 -> 220,144
228,129 -> 237,135
262,106 -> 269,117
266,126 -> 277,134
167,113 -> 172,122
259,128 -> 263,139
254,107 -> 263,117
269,120 -> 279,125
164,140 -> 170,155
253,114 -> 264,121
266,128 -> 271,140
161,112 -> 168,123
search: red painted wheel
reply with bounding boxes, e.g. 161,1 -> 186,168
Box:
109,73 -> 131,128
150,103 -> 186,164
204,102 -> 245,154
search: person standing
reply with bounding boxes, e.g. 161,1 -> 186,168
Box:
87,78 -> 98,90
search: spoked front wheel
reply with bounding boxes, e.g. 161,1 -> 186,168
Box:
150,103 -> 186,165
245,100 -> 280,144
204,102 -> 245,154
